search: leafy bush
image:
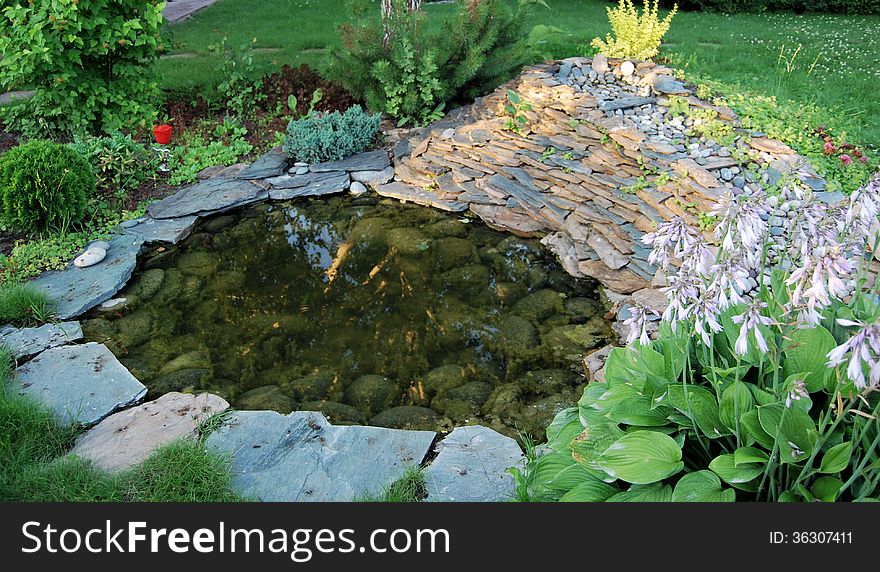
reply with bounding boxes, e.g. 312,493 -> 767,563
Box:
515,175 -> 880,502
591,0 -> 678,61
0,140 -> 93,233
0,0 -> 164,137
283,105 -> 381,164
68,133 -> 158,200
210,36 -> 266,118
169,118 -> 254,185
0,283 -> 53,327
326,0 -> 535,126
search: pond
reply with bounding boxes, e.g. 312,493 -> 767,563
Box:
82,196 -> 614,439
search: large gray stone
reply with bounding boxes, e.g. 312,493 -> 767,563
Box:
598,97 -> 657,112
147,178 -> 267,219
350,166 -> 395,187
236,150 -> 287,180
71,392 -> 229,472
0,321 -> 83,359
31,234 -> 144,319
206,410 -> 436,501
123,215 -> 198,244
266,171 -> 350,200
310,150 -> 390,173
12,342 -> 147,426
375,182 -> 468,212
424,425 -> 524,502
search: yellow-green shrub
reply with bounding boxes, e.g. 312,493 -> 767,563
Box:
591,0 -> 677,61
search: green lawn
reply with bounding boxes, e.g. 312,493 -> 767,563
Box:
158,0 -> 880,145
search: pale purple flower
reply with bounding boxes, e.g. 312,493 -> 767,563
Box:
660,272 -> 699,331
786,244 -> 854,325
785,377 -> 809,408
624,301 -> 656,346
680,234 -> 716,275
691,290 -> 723,347
713,191 -> 770,260
826,319 -> 880,389
731,299 -> 773,355
708,258 -> 750,309
642,217 -> 701,271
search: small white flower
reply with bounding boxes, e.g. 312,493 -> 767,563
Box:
731,300 -> 773,356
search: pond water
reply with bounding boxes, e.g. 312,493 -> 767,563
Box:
83,196 -> 614,439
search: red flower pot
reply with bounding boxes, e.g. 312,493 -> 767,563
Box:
153,124 -> 173,145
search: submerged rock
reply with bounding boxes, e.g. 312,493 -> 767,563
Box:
343,374 -> 400,417
236,385 -> 295,414
498,315 -> 538,353
422,364 -> 468,397
512,289 -> 566,322
433,237 -> 479,270
300,400 -> 366,425
386,227 -> 431,256
285,371 -> 343,403
150,368 -> 212,394
370,406 -> 441,430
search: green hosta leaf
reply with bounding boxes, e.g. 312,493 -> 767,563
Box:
603,347 -> 647,387
778,491 -> 801,502
749,385 -> 776,406
607,396 -> 673,426
811,476 -> 844,502
594,383 -> 641,413
740,409 -> 773,449
570,412 -> 625,475
758,403 -> 818,464
656,384 -> 729,438
559,477 -> 619,502
719,380 -> 755,433
597,431 -> 684,485
819,441 -> 852,474
709,454 -> 764,484
671,471 -> 736,502
578,381 -> 608,409
734,447 -> 770,466
606,483 -> 673,502
782,326 -> 837,392
545,407 -> 581,449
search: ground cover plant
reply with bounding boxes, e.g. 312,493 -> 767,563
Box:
513,174 -> 880,502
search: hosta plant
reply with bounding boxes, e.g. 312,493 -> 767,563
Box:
514,174 -> 880,502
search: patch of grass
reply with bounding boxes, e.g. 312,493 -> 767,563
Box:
0,282 -> 54,327
0,357 -> 241,502
356,465 -> 426,502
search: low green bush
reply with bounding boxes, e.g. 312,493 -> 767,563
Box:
0,282 -> 54,327
68,133 -> 158,201
283,104 -> 381,164
0,140 -> 93,234
515,176 -> 880,502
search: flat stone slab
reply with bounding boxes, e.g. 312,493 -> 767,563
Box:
0,321 -> 83,360
12,342 -> 147,426
71,392 -> 229,472
266,171 -> 350,200
375,182 -> 468,212
310,150 -> 390,173
31,234 -> 144,320
236,151 -> 287,180
122,215 -> 198,244
599,96 -> 657,112
206,410 -> 435,501
147,177 -> 267,219
424,425 -> 524,502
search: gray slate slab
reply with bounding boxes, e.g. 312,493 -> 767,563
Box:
206,410 -> 436,501
0,321 -> 83,359
12,342 -> 147,426
236,151 -> 287,180
265,171 -> 350,200
147,177 -> 267,219
598,96 -> 657,112
31,234 -> 143,320
424,425 -> 524,502
375,182 -> 468,212
310,150 -> 390,173
123,215 -> 198,244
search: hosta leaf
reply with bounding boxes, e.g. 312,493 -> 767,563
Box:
709,454 -> 764,484
671,470 -> 736,502
758,403 -> 818,464
719,380 -> 755,433
569,413 -> 625,474
578,381 -> 608,409
559,477 -> 619,502
811,476 -> 844,502
545,407 -> 581,449
740,409 -> 773,449
734,446 -> 770,466
593,383 -> 641,413
656,384 -> 729,438
603,347 -> 647,388
597,431 -> 684,485
782,326 -> 837,392
607,396 -> 672,426
819,441 -> 852,474
606,483 -> 673,502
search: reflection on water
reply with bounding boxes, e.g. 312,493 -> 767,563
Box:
83,196 -> 614,439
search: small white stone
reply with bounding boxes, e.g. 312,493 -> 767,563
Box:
89,240 -> 111,251
349,181 -> 368,196
295,166 -> 309,175
620,61 -> 635,76
294,162 -> 308,167
99,298 -> 127,310
74,247 -> 107,269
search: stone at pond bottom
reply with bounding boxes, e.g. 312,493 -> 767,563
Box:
70,392 -> 229,472
31,234 -> 144,320
12,342 -> 147,426
300,400 -> 366,425
424,425 -> 524,502
370,406 -> 441,430
0,321 -> 83,360
74,246 -> 107,268
206,410 -> 436,502
236,385 -> 295,414
344,374 -> 401,418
